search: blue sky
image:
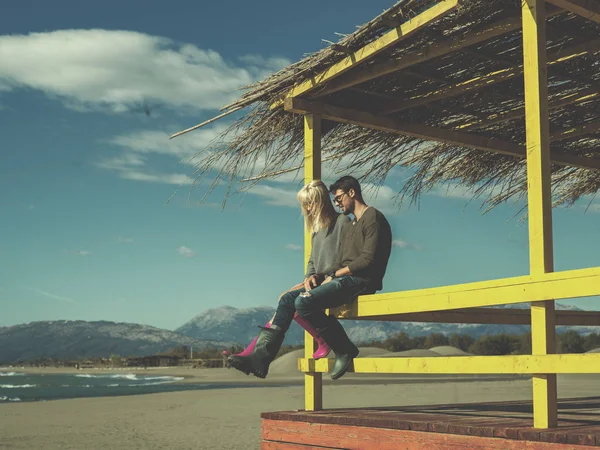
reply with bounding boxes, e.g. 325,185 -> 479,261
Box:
1,0 -> 599,330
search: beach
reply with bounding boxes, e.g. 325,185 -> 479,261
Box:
1,363 -> 600,450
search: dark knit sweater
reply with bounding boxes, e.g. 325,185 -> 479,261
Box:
323,207 -> 392,292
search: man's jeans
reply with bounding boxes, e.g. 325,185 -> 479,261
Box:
272,276 -> 369,331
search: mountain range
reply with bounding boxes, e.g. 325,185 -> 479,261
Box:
0,320 -> 228,364
0,303 -> 594,364
175,303 -> 592,347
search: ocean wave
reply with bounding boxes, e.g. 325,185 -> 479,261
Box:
0,396 -> 21,402
0,372 -> 25,377
142,376 -> 183,381
0,384 -> 36,389
76,374 -> 137,380
75,374 -> 183,382
112,374 -> 138,380
131,380 -> 176,386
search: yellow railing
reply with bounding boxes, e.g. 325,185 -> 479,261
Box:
297,273 -> 600,428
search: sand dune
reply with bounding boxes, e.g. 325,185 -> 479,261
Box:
382,349 -> 441,358
429,346 -> 473,356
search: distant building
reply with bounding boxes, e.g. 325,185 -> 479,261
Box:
125,355 -> 181,367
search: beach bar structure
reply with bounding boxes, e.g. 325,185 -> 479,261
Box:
174,0 -> 600,447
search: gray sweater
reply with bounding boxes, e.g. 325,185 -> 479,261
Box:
305,213 -> 351,277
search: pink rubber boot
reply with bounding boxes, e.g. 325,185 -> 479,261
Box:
293,313 -> 331,359
223,322 -> 271,357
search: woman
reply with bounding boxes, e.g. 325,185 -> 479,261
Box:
223,180 -> 350,368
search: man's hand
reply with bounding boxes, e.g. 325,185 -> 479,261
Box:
304,275 -> 320,291
322,276 -> 333,285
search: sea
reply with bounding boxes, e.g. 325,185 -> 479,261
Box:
0,370 -> 244,403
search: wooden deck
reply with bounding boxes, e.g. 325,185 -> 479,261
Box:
262,397 -> 600,449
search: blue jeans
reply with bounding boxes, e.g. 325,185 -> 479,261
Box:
272,276 -> 370,331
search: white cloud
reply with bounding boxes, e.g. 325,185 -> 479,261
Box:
246,184 -> 300,208
95,147 -> 194,185
95,153 -> 147,171
119,170 -> 195,185
244,181 -> 402,213
106,125 -> 230,159
97,125 -> 305,188
426,182 -> 505,200
71,250 -> 91,256
117,236 -> 134,243
177,246 -> 195,258
0,29 -> 290,113
26,286 -> 77,304
285,243 -> 302,251
361,184 -> 399,215
392,239 -> 422,251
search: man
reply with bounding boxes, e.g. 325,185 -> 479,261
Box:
227,176 -> 392,380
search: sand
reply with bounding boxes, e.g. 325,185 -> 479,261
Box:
1,361 -> 599,449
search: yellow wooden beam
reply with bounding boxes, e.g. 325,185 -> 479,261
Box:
303,114 -> 322,412
524,1 -> 558,428
271,0 -> 458,107
347,266 -> 600,317
299,17 -> 535,102
284,97 -> 600,171
456,87 -> 600,131
522,0 -> 557,429
545,0 -> 600,23
341,307 -> 600,326
380,38 -> 600,114
298,354 -> 600,375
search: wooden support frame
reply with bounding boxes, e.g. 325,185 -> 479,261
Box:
278,7 -> 564,104
380,37 -> 600,115
270,0 -> 458,108
546,0 -> 600,23
299,354 -> 600,375
303,114 -> 322,412
284,97 -> 600,171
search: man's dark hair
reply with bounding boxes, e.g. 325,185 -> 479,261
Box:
330,175 -> 363,200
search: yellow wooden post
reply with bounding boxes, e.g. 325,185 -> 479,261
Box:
521,0 -> 558,429
303,113 -> 323,411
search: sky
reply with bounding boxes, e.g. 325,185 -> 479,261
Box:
1,0 -> 599,330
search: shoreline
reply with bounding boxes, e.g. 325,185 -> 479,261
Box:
3,365 -> 534,387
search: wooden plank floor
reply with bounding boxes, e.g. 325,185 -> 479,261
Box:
262,397 -> 600,449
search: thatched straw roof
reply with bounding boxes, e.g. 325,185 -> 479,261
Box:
178,0 -> 600,212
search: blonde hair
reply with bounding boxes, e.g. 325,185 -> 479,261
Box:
297,180 -> 338,234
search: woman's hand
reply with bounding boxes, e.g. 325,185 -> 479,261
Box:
304,275 -> 320,291
322,276 -> 333,285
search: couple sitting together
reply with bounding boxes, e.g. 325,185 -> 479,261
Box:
224,175 -> 392,381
